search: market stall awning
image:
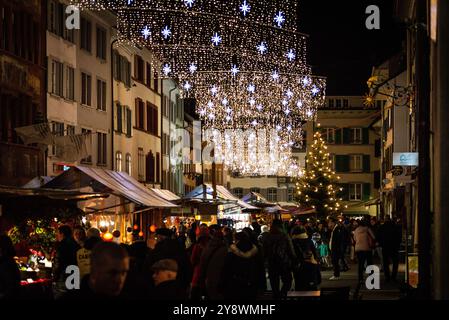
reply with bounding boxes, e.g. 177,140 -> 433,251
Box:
0,185 -> 108,202
43,166 -> 178,208
151,188 -> 181,202
241,192 -> 276,208
183,184 -> 258,211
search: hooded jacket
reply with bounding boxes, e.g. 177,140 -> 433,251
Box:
353,226 -> 376,252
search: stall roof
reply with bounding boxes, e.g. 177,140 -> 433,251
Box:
241,192 -> 276,208
184,184 -> 258,211
0,185 -> 108,202
151,188 -> 181,202
43,166 -> 178,208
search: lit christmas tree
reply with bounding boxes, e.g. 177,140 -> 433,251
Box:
295,131 -> 347,218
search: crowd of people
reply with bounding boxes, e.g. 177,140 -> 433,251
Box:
0,215 -> 403,300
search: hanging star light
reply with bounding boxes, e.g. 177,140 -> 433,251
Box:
274,11 -> 286,27
211,32 -> 222,46
184,0 -> 195,8
211,85 -> 218,95
183,81 -> 192,91
247,84 -> 256,93
162,63 -> 171,75
257,42 -> 268,54
287,49 -> 296,61
271,71 -> 280,80
142,26 -> 151,40
161,26 -> 171,39
231,65 -> 239,76
239,0 -> 251,16
189,63 -> 198,74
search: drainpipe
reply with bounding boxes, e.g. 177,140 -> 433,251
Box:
110,36 -> 119,170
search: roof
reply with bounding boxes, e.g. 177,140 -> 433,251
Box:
43,166 -> 178,208
241,192 -> 276,208
184,184 -> 258,211
0,185 -> 108,202
22,176 -> 54,188
151,188 -> 181,201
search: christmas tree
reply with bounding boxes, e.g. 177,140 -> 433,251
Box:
295,131 -> 347,218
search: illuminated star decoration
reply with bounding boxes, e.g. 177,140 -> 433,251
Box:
184,81 -> 192,91
184,0 -> 194,8
207,101 -> 213,108
306,110 -> 313,117
142,26 -> 151,40
302,77 -> 310,86
285,109 -> 291,115
210,85 -> 218,95
311,86 -> 320,95
256,104 -> 263,111
189,63 -> 197,74
161,26 -> 171,39
274,11 -> 285,27
257,42 -> 268,54
282,99 -> 288,106
162,64 -> 171,75
271,71 -> 280,81
247,84 -> 256,93
287,49 -> 296,61
252,120 -> 258,126
231,65 -> 239,77
211,33 -> 222,46
239,1 -> 251,16
296,100 -> 303,108
286,89 -> 294,98
127,0 -> 133,4
222,98 -> 229,106
249,98 -> 256,106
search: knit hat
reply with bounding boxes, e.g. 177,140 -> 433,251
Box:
151,259 -> 178,272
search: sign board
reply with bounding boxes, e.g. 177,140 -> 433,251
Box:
393,153 -> 419,167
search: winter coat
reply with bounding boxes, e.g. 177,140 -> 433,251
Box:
199,237 -> 228,299
76,236 -> 102,279
329,225 -> 345,254
151,280 -> 187,301
0,257 -> 20,299
190,238 -> 209,288
53,237 -> 80,282
377,221 -> 402,251
353,226 -> 376,252
291,233 -> 319,265
220,244 -> 262,300
262,230 -> 296,272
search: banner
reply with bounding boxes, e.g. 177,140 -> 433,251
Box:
15,122 -> 53,145
54,133 -> 92,162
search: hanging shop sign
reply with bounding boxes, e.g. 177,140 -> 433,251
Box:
393,153 -> 419,167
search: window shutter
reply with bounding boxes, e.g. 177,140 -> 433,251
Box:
363,183 -> 371,201
343,155 -> 350,172
363,128 -> 370,144
112,51 -> 118,80
117,103 -> 122,133
375,139 -> 381,157
374,170 -> 381,189
363,155 -> 371,173
335,128 -> 341,144
343,128 -> 351,144
126,108 -> 132,137
336,155 -> 350,172
134,55 -> 138,79
337,184 -> 349,201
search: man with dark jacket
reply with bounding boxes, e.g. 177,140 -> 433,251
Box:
328,217 -> 344,280
377,216 -> 402,282
262,219 -> 296,300
151,259 -> 186,300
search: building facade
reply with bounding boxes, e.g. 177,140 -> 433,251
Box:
0,0 -> 46,186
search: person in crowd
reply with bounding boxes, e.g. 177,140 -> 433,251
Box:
190,227 -> 210,300
0,235 -> 20,299
145,228 -> 192,296
251,221 -> 262,237
340,220 -> 351,272
353,219 -> 376,282
258,225 -> 270,245
350,219 -> 359,262
199,225 -> 228,300
73,226 -> 87,248
220,232 -> 263,300
290,226 -> 321,291
328,217 -> 345,280
223,226 -> 234,247
318,238 -> 331,269
151,259 -> 186,300
62,242 -> 129,299
263,219 -> 296,299
370,217 -> 383,270
377,216 -> 402,282
243,227 -> 266,295
177,225 -> 188,250
76,227 -> 102,281
53,225 -> 80,298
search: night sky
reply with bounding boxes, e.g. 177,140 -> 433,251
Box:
299,0 -> 406,95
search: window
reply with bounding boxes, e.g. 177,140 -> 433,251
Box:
250,187 -> 261,194
113,51 -> 132,87
51,122 -> 64,156
80,17 -> 92,52
233,188 -> 243,199
330,154 -> 336,172
96,26 -> 107,60
97,79 -> 106,111
162,95 -> 169,118
146,102 -> 158,135
97,132 -> 107,165
349,183 -> 363,201
350,154 -> 363,172
153,71 -> 159,92
66,125 -> 75,136
125,107 -> 132,137
288,188 -> 295,202
134,55 -> 144,82
322,128 -> 335,144
81,128 -> 92,163
65,66 -> 75,100
115,152 -> 122,172
64,12 -> 75,43
135,98 -> 145,130
48,0 -> 63,36
336,99 -> 342,108
138,148 -> 144,181
328,99 -> 334,108
350,128 -> 363,144
156,153 -> 160,182
50,60 -> 64,97
146,63 -> 152,88
125,153 -> 132,175
267,188 -> 278,202
343,99 -> 349,108
81,73 -> 92,106
146,151 -> 155,182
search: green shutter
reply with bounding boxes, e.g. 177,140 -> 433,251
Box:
335,155 -> 350,173
117,104 -> 122,133
335,128 -> 342,144
339,183 -> 349,201
363,155 -> 371,173
126,108 -> 132,137
342,155 -> 350,172
343,128 -> 351,144
363,183 -> 371,201
363,128 -> 370,144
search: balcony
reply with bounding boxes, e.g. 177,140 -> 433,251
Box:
0,142 -> 44,187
